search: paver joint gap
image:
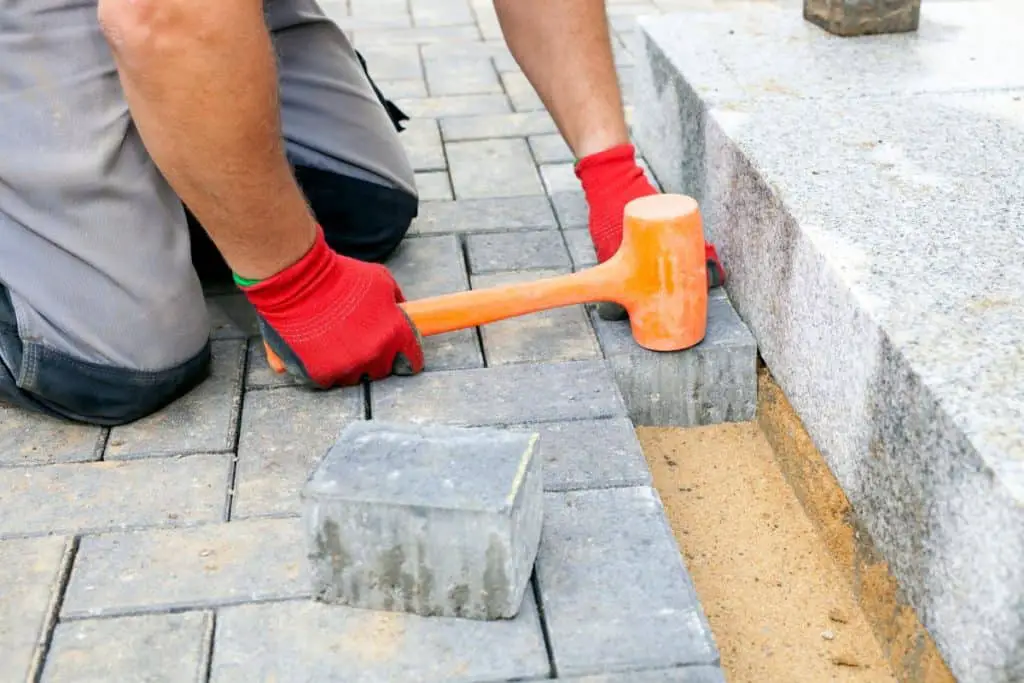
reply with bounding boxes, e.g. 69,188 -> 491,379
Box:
458,234 -> 490,368
30,536 -> 79,683
198,610 -> 216,683
530,570 -> 559,680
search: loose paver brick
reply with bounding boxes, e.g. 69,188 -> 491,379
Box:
410,196 -> 557,235
557,665 -> 727,682
0,536 -> 72,682
0,454 -> 228,538
105,339 -> 246,460
590,289 -> 757,426
465,229 -> 571,274
61,517 -> 307,619
41,611 -> 214,683
529,133 -> 575,164
232,385 -> 365,519
536,487 -> 719,677
447,138 -> 545,199
394,94 -> 510,119
209,591 -> 550,682
0,403 -> 104,467
415,170 -> 454,201
401,118 -> 446,172
304,421 -> 543,619
386,234 -> 484,372
372,360 -> 627,427
441,111 -> 558,142
506,417 -> 651,492
563,229 -> 599,270
471,269 -> 603,366
424,57 -> 502,96
500,71 -> 545,111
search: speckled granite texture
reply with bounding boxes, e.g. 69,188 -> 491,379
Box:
631,3 -> 1024,682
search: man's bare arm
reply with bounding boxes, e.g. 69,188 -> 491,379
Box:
97,0 -> 315,280
492,0 -> 630,159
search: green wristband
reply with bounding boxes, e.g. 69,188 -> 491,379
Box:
233,272 -> 262,287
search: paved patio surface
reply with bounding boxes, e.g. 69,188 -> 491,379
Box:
1,1 -> 734,681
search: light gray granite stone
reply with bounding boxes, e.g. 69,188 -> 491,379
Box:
804,0 -> 921,36
303,421 -> 543,620
537,487 -> 719,677
233,386 -> 365,519
0,403 -> 104,467
372,360 -> 629,427
0,454 -> 228,538
42,612 -> 213,683
590,289 -> 757,426
633,6 -> 1024,681
105,340 -> 246,459
209,592 -> 550,682
441,111 -> 558,142
62,517 -> 307,619
465,230 -> 572,274
0,536 -> 72,682
411,196 -> 558,234
447,138 -> 545,199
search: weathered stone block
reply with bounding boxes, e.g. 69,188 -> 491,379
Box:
302,421 -> 543,620
804,0 -> 921,36
591,290 -> 757,426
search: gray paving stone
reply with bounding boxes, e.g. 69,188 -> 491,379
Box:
424,57 -> 502,96
386,235 -> 484,372
0,536 -> 72,682
471,269 -> 603,366
207,293 -> 259,340
372,360 -> 628,427
465,229 -> 571,274
500,71 -> 545,111
401,118 -> 446,172
552,191 -> 590,229
447,138 -> 545,199
420,39 -> 513,63
304,421 -> 543,619
563,229 -> 599,270
558,667 -> 727,683
415,170 -> 453,201
378,77 -> 429,99
411,0 -> 475,27
0,454 -> 228,538
590,289 -> 757,426
232,385 -> 365,519
507,417 -> 651,492
529,133 -> 575,164
245,338 -> 301,390
335,14 -> 412,30
0,403 -> 104,467
105,340 -> 246,459
41,612 -> 213,683
353,44 -> 423,80
317,0 -> 348,21
410,196 -> 558,235
209,591 -> 550,682
441,111 -> 558,141
353,24 -> 482,45
396,94 -> 511,119
805,0 -> 921,36
540,162 -> 582,195
537,487 -> 719,677
61,517 -> 307,619
350,0 -> 404,15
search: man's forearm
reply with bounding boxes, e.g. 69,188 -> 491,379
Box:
97,0 -> 316,280
493,0 -> 630,159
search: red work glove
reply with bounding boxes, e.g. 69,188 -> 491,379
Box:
238,225 -> 424,388
575,143 -> 726,320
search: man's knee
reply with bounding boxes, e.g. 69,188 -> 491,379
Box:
292,165 -> 418,263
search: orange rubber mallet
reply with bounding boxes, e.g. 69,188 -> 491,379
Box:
263,193 -> 708,374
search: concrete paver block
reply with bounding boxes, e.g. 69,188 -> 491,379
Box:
62,517 -> 306,619
0,536 -> 72,682
394,94 -> 510,119
424,56 -> 502,96
209,591 -> 550,682
591,290 -> 757,426
354,24 -> 482,46
804,0 -> 921,36
207,293 -> 258,341
378,77 -> 428,99
42,612 -> 212,683
447,138 -> 545,199
245,339 -> 302,390
411,0 -> 476,28
372,360 -> 628,427
528,133 -> 574,164
0,403 -> 104,467
441,112 -> 557,142
233,385 -> 365,519
471,269 -> 603,366
411,196 -> 557,235
536,487 -> 719,677
557,665 -> 727,682
414,171 -> 453,202
105,340 -> 246,459
552,192 -> 589,230
508,417 -> 651,492
303,421 -> 543,620
500,71 -> 545,111
563,229 -> 598,270
401,119 -> 446,172
465,230 -> 572,274
353,44 -> 423,80
0,454 -> 227,538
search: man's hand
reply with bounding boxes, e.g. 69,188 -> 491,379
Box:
239,225 -> 424,387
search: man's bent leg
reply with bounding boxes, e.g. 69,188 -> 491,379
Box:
0,2 -> 212,425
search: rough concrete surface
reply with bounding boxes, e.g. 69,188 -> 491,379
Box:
303,421 -> 543,620
632,3 -> 1024,681
803,0 -> 921,36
